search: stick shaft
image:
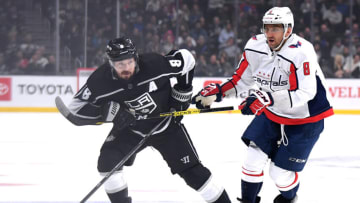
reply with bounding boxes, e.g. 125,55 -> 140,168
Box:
158,106 -> 234,118
80,116 -> 171,203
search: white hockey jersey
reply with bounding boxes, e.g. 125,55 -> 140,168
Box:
221,34 -> 334,124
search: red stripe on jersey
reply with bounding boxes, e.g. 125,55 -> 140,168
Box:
221,52 -> 249,93
276,172 -> 299,189
264,108 -> 334,125
289,63 -> 298,91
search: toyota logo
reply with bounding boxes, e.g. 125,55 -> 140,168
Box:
0,82 -> 9,96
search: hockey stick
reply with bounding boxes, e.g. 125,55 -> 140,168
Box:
55,96 -> 234,125
55,96 -> 104,126
79,116 -> 171,203
157,106 -> 234,118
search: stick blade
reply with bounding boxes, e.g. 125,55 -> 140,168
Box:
55,96 -> 70,117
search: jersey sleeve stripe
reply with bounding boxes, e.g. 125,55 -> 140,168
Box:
221,52 -> 249,94
289,63 -> 298,91
278,54 -> 298,91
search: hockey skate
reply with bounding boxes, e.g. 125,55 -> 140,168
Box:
273,194 -> 298,203
236,196 -> 261,203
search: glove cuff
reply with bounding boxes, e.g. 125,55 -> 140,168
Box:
253,90 -> 273,106
103,101 -> 121,122
171,84 -> 193,102
215,83 -> 223,102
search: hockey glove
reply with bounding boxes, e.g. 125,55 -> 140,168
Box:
169,84 -> 193,123
239,90 -> 273,115
191,83 -> 222,109
101,101 -> 136,131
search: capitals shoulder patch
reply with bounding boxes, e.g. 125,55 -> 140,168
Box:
289,41 -> 302,48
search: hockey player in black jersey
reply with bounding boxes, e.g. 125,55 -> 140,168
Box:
65,37 -> 231,203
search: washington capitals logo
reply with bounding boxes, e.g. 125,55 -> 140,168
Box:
289,41 -> 302,48
252,35 -> 258,40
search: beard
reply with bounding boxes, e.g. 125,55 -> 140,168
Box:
118,70 -> 135,80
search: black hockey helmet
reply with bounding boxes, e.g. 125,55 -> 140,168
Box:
106,37 -> 138,62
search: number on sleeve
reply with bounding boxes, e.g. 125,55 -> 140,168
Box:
303,62 -> 310,76
169,59 -> 182,67
81,88 -> 92,100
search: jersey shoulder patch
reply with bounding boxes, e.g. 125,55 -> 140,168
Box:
289,40 -> 302,48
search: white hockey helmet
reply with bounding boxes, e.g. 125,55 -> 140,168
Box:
262,7 -> 294,30
262,7 -> 294,50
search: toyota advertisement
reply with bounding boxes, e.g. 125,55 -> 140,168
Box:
0,76 -> 359,113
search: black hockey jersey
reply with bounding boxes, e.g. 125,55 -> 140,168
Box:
68,49 -> 195,135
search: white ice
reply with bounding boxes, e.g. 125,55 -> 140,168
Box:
0,112 -> 359,203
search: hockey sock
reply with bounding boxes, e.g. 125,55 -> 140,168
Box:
107,188 -> 132,203
241,180 -> 263,202
280,184 -> 299,200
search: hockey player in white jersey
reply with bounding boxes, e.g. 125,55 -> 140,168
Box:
193,7 -> 334,203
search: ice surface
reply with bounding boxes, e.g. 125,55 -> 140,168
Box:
0,112 -> 359,203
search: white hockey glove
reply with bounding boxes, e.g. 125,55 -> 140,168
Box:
238,90 -> 273,115
101,101 -> 136,131
191,83 -> 223,109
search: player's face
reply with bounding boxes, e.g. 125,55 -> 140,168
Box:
264,24 -> 286,50
113,58 -> 136,80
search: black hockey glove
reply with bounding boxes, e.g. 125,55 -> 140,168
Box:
101,101 -> 136,131
169,84 -> 193,123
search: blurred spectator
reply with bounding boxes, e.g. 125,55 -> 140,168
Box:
133,15 -> 144,33
300,0 -> 313,25
146,0 -> 161,13
336,0 -> 349,17
330,38 -> 344,58
131,27 -> 144,52
343,53 -> 360,78
179,36 -> 197,53
323,4 -> 343,31
333,54 -> 345,78
160,34 -> 175,55
351,54 -> 360,77
190,20 -> 208,41
1,0 -> 358,78
27,46 -> 50,74
14,50 -> 30,74
207,54 -> 224,76
19,34 -> 40,59
219,52 -> 234,76
218,22 -> 235,49
194,54 -> 209,76
219,37 -> 241,63
352,23 -> 360,38
0,53 -> 9,74
314,42 -> 322,62
195,35 -> 209,57
207,0 -> 224,19
207,16 -> 222,53
189,4 -> 203,26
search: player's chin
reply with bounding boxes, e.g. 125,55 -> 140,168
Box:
119,72 -> 134,80
268,41 -> 279,49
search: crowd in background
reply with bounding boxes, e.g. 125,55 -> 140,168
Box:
1,0 -> 360,78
